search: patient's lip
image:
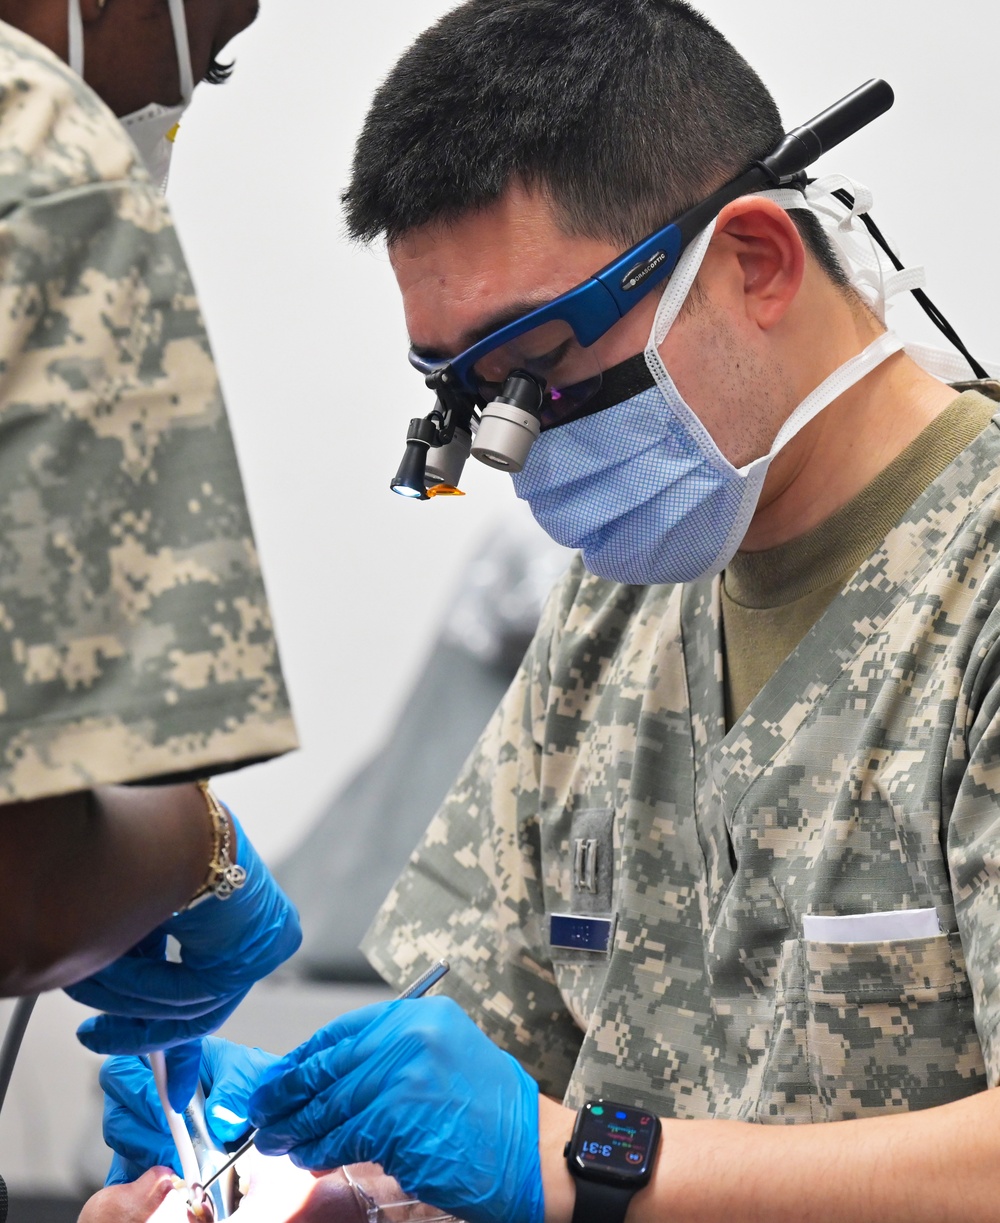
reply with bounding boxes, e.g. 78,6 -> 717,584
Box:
143,1169 -> 183,1211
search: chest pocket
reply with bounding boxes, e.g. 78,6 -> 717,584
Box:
760,932 -> 986,1122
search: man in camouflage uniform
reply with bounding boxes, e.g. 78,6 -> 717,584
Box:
98,0 -> 1000,1220
0,0 -> 301,1110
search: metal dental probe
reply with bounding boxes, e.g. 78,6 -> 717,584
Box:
194,958 -> 451,1195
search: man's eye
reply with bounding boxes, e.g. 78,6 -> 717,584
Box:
205,56 -> 235,85
525,339 -> 572,373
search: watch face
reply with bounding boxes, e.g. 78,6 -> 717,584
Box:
569,1100 -> 660,1186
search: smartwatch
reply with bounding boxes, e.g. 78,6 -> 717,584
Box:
564,1098 -> 661,1223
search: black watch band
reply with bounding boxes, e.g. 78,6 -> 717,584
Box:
564,1099 -> 661,1223
570,1176 -> 636,1223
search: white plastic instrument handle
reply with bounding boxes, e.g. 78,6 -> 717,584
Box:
150,1050 -> 203,1187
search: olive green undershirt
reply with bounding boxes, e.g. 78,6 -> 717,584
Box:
721,391 -> 998,727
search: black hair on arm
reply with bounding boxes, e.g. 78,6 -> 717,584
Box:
343,0 -> 847,284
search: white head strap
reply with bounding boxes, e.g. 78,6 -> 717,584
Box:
764,175 -> 1000,383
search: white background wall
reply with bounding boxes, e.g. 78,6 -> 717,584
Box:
165,0 -> 1000,862
6,0 -> 1000,1200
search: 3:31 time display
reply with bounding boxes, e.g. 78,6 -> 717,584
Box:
582,1141 -> 614,1158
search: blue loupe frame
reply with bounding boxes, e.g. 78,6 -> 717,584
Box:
408,216 -> 686,390
408,79 -> 894,395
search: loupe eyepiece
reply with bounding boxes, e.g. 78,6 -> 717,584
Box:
471,370 -> 545,473
425,425 -> 473,491
390,416 -> 437,499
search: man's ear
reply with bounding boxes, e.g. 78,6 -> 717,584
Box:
709,197 -> 806,331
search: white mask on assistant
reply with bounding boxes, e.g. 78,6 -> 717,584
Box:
68,0 -> 195,193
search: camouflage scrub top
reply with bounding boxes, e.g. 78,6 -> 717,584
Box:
0,22 -> 297,800
364,405 -> 1000,1124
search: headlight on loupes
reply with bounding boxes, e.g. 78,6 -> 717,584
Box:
390,367 -> 546,498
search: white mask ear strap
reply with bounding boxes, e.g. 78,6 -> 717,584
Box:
644,219 -> 718,388
769,329 -> 905,456
68,0 -> 192,103
167,0 -> 195,101
68,0 -> 85,76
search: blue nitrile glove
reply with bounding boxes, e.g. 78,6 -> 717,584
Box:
101,1037 -> 279,1185
67,811 -> 300,1111
248,995 -> 544,1223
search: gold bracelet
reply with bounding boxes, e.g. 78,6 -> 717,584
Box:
182,781 -> 248,910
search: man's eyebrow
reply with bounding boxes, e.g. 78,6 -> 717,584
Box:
410,295 -> 558,361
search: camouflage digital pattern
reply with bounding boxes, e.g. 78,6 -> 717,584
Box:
0,22 -> 297,800
364,404 -> 1000,1124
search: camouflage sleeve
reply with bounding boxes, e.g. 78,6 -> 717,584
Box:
361,558 -> 589,1098
949,600 -> 1000,1084
0,28 -> 297,801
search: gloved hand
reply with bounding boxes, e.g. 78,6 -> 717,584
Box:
101,1037 -> 279,1185
248,995 -> 544,1223
67,810 -> 300,1110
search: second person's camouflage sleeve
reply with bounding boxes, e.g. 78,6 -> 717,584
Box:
0,23 -> 297,800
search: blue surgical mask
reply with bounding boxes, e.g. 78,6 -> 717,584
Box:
512,215 -> 903,586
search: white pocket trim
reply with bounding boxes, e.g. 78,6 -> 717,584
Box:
802,907 -> 940,944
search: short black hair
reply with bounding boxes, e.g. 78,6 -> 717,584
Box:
344,0 -> 847,284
